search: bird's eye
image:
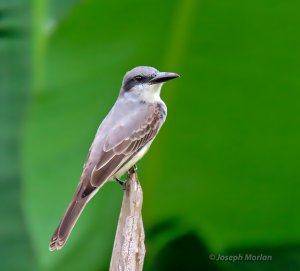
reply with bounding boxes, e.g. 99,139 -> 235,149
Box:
134,75 -> 143,81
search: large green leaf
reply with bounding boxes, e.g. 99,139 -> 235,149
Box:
0,0 -> 37,270
143,0 -> 300,252
22,0 -> 300,270
144,0 -> 300,256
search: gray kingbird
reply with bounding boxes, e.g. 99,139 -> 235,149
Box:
49,66 -> 179,251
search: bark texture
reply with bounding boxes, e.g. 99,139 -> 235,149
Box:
109,172 -> 145,271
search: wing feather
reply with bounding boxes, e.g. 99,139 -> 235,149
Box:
90,104 -> 163,187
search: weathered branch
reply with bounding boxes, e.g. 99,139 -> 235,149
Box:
109,171 -> 145,271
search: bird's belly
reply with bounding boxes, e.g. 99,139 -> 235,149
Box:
113,142 -> 151,178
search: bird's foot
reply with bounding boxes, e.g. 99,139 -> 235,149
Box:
128,164 -> 138,176
114,177 -> 127,190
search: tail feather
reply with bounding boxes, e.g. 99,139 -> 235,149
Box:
49,197 -> 89,251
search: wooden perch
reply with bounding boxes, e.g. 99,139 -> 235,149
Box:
109,171 -> 145,271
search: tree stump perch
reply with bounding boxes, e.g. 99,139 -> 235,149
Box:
109,171 -> 145,271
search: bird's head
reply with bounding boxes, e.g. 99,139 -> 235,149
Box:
120,66 -> 179,102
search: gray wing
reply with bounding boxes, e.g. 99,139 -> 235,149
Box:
90,102 -> 163,187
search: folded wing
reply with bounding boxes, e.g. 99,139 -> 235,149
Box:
90,103 -> 162,187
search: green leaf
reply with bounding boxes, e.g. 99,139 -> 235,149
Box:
0,1 -> 37,270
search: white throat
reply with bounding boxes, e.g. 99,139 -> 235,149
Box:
124,83 -> 163,103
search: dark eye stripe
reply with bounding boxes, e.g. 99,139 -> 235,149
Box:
123,74 -> 156,92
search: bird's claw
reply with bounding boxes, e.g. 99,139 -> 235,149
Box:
128,164 -> 138,176
114,177 -> 127,190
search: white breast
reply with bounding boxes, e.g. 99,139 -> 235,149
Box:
113,141 -> 152,178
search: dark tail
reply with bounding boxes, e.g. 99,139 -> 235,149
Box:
49,197 -> 88,251
49,183 -> 96,251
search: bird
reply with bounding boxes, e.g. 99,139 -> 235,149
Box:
49,66 -> 179,251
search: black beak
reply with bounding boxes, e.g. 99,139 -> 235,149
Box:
150,72 -> 180,84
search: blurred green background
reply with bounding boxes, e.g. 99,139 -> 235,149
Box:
1,0 -> 300,270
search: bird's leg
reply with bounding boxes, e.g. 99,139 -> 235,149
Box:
114,177 -> 127,190
128,164 -> 138,177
